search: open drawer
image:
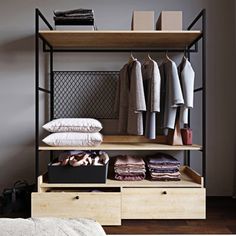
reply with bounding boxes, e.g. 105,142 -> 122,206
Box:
32,191 -> 121,225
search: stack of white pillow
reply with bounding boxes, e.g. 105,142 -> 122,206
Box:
42,118 -> 103,147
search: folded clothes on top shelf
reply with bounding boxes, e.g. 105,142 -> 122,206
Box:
54,8 -> 95,26
54,8 -> 94,17
54,17 -> 94,25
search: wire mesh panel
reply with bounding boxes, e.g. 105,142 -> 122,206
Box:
54,71 -> 119,119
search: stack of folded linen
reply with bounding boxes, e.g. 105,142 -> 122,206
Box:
42,118 -> 103,147
54,8 -> 95,30
114,155 -> 146,181
146,153 -> 181,181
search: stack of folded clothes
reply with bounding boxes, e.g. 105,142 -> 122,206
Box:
54,8 -> 95,30
146,153 -> 181,181
114,155 -> 146,181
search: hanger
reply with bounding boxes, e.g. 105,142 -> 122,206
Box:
147,53 -> 152,61
183,46 -> 188,60
165,50 -> 171,62
128,52 -> 135,63
143,52 -> 152,65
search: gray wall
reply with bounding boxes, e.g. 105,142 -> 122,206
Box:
0,0 -> 235,196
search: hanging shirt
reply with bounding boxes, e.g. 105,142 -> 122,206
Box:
114,59 -> 146,135
179,57 -> 195,124
142,59 -> 161,139
162,58 -> 184,130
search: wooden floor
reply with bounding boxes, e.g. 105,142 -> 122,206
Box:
1,197 -> 236,234
103,197 -> 236,234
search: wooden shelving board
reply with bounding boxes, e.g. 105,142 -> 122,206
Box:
39,143 -> 202,151
39,167 -> 203,189
39,30 -> 201,49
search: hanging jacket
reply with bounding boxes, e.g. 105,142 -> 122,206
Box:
114,59 -> 146,135
179,57 -> 195,124
162,58 -> 184,130
142,58 -> 161,139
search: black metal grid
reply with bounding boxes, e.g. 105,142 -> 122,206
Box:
53,71 -> 119,119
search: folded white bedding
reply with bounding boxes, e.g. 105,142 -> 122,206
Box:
0,217 -> 107,236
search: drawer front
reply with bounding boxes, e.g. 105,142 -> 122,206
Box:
32,192 -> 121,225
122,188 -> 206,219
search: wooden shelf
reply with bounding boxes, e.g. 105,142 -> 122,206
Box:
39,166 -> 203,189
39,143 -> 202,151
39,30 -> 202,49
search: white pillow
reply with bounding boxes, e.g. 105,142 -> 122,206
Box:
42,132 -> 103,147
43,118 -> 102,133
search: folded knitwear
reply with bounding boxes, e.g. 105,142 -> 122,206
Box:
148,164 -> 180,169
151,172 -> 180,177
54,9 -> 94,17
115,174 -> 145,181
115,167 -> 146,173
146,153 -> 181,181
54,17 -> 94,26
114,155 -> 146,181
148,168 -> 179,173
114,155 -> 145,167
151,177 -> 181,181
147,153 -> 181,166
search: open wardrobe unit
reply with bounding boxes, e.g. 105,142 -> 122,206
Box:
32,9 -> 206,225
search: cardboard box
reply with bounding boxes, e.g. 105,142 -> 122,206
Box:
156,11 -> 183,31
132,11 -> 154,30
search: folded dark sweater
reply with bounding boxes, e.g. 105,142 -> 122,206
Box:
150,177 -> 181,181
147,153 -> 180,165
54,9 -> 94,17
148,168 -> 179,173
54,17 -> 94,25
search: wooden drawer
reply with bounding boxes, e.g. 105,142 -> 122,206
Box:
32,192 -> 121,225
122,188 -> 206,219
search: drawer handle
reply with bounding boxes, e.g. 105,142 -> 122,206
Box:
75,196 -> 80,200
162,191 -> 167,195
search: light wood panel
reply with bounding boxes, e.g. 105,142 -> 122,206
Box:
32,192 -> 121,225
122,188 -> 206,219
39,30 -> 201,49
39,167 -> 203,189
103,135 -> 167,143
39,143 -> 202,151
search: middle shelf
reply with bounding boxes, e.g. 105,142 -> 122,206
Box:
39,166 -> 203,189
39,143 -> 202,151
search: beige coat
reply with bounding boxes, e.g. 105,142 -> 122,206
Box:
114,59 -> 146,135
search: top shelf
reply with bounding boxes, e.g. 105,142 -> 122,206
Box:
39,30 -> 202,49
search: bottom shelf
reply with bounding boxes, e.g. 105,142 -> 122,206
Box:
38,166 -> 203,190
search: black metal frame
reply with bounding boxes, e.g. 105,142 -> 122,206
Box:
35,9 -> 206,188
